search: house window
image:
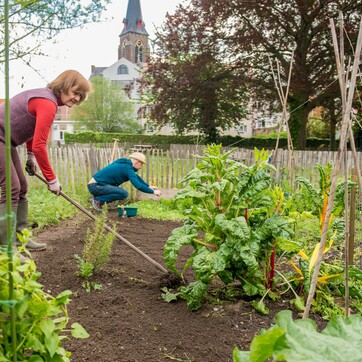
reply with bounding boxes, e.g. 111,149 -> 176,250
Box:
256,120 -> 265,129
118,65 -> 129,74
236,124 -> 247,134
145,123 -> 154,133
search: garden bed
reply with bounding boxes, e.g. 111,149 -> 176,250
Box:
31,211 -> 326,362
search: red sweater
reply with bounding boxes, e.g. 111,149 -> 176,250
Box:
26,98 -> 58,181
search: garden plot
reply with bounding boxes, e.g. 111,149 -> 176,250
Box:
31,212 -> 326,362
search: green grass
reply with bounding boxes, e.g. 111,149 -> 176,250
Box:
27,188 -> 89,229
128,199 -> 184,221
27,187 -> 183,229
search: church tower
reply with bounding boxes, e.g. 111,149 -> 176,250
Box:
118,0 -> 150,65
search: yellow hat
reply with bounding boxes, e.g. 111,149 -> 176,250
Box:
129,152 -> 146,164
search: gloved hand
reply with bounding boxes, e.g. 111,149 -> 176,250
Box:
25,152 -> 37,176
47,177 -> 62,196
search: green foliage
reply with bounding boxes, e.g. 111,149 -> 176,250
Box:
83,209 -> 114,272
252,131 -> 288,139
64,131 -> 330,150
27,185 -> 183,231
27,188 -> 83,229
161,287 -> 178,303
1,0 -> 111,64
72,76 -> 141,133
140,48 -> 247,141
279,162 -> 362,318
164,145 -> 295,310
74,255 -> 100,293
75,208 -> 115,292
294,163 -> 355,220
0,249 -> 88,360
307,115 -> 330,139
132,199 -> 184,221
233,310 -> 362,362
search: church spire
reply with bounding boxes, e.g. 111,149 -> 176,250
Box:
118,0 -> 150,64
121,0 -> 148,36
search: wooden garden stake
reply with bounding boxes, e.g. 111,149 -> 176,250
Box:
110,138 -> 119,163
343,142 -> 350,316
303,15 -> 362,319
348,168 -> 357,265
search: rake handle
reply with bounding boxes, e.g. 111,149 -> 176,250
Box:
33,172 -> 168,274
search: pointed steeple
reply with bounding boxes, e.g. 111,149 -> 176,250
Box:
118,0 -> 150,64
121,0 -> 148,36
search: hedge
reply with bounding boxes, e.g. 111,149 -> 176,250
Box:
64,131 -> 330,150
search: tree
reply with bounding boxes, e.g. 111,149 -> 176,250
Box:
72,76 -> 141,133
142,0 -> 362,149
205,0 -> 362,149
0,0 -> 111,64
135,2 -> 246,142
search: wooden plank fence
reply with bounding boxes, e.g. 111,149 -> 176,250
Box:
19,144 -> 362,200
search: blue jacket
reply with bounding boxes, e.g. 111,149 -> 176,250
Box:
92,158 -> 154,194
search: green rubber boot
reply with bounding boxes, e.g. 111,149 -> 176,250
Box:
16,200 -> 46,250
0,204 -> 29,263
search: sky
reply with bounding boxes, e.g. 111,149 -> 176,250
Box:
0,0 -> 182,98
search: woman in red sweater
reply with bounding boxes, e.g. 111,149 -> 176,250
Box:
0,70 -> 91,260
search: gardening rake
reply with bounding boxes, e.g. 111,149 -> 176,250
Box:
33,172 -> 168,274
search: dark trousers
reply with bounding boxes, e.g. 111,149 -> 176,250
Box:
88,183 -> 128,205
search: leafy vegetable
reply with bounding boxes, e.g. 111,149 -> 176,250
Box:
164,145 -> 294,311
233,310 -> 362,362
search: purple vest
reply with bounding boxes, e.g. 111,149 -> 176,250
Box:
0,88 -> 58,146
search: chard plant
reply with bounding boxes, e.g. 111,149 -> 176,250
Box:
233,309 -> 362,362
0,240 -> 89,361
164,145 -> 295,311
75,208 -> 115,292
290,164 -> 349,287
280,162 -> 362,317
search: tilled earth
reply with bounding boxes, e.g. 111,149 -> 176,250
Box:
31,210 -> 326,362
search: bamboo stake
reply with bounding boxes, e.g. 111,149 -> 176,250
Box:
348,168 -> 357,265
303,15 -> 362,318
343,142 -> 350,316
269,54 -> 295,167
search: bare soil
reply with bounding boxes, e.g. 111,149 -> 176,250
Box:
31,210 -> 326,362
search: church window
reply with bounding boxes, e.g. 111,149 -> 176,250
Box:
135,40 -> 143,63
118,65 -> 129,74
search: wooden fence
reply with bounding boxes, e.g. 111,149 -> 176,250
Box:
20,144 -> 362,199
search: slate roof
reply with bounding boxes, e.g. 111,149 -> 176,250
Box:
120,0 -> 148,36
89,66 -> 107,78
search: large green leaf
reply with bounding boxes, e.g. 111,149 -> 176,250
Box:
180,281 -> 209,311
164,225 -> 198,274
193,247 -> 226,282
214,214 -> 250,240
323,314 -> 362,342
71,323 -> 90,339
276,237 -> 302,253
257,215 -> 294,240
234,311 -> 362,362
